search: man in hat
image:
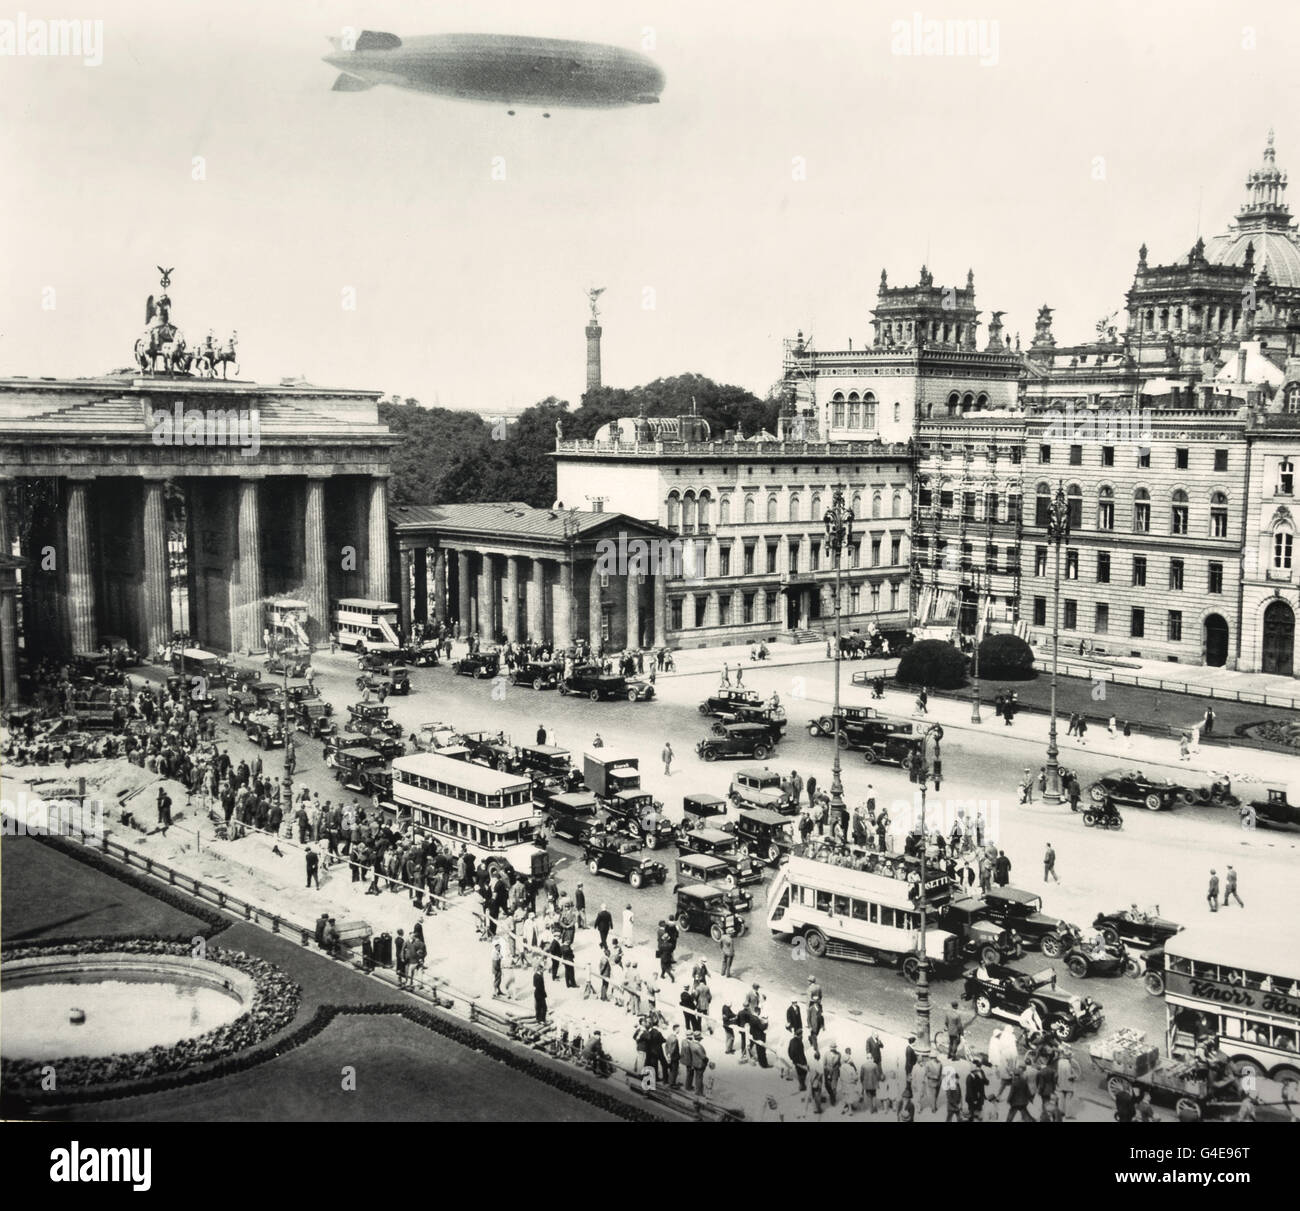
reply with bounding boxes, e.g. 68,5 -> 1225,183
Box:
1207,868 -> 1220,912
685,1031 -> 709,1093
1223,865 -> 1243,908
583,1029 -> 611,1078
594,902 -> 613,949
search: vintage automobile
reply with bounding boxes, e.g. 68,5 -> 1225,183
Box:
451,651 -> 499,679
286,683 -> 322,705
674,854 -> 755,909
807,703 -> 887,738
472,737 -> 520,773
347,702 -> 403,738
582,837 -> 668,888
225,690 -> 259,720
356,667 -> 410,696
728,766 -> 795,814
1055,928 -> 1140,979
624,674 -> 656,702
98,635 -> 140,666
1243,786 -> 1300,833
674,884 -> 746,941
266,650 -> 311,678
294,700 -> 336,738
699,687 -> 765,717
404,641 -> 442,667
1092,906 -> 1184,952
601,789 -> 676,848
459,729 -> 509,765
250,682 -> 288,714
172,649 -> 232,688
331,745 -> 390,795
515,743 -> 578,782
544,791 -> 599,843
675,827 -> 763,886
675,792 -> 729,844
510,660 -> 562,690
962,963 -> 1106,1042
71,651 -> 126,686
410,721 -> 459,752
245,711 -> 285,749
978,887 -> 1079,959
356,651 -> 393,673
560,667 -> 635,701
164,674 -> 219,713
323,731 -> 370,761
732,807 -> 796,864
939,897 -> 1026,965
1089,769 -> 1190,812
697,721 -> 779,762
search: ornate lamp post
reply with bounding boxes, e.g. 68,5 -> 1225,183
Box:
1043,482 -> 1071,804
823,488 -> 855,833
915,782 -> 931,1056
266,630 -> 301,817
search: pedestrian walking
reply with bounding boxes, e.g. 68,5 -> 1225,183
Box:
533,961 -> 548,1023
944,1000 -> 966,1059
1204,706 -> 1216,736
1020,768 -> 1033,805
966,1060 -> 989,1121
1044,842 -> 1059,884
595,902 -> 613,949
718,929 -> 735,977
1123,719 -> 1133,750
1006,1065 -> 1036,1122
1076,716 -> 1087,745
1207,868 -> 1220,912
536,723 -> 547,745
1066,712 -> 1078,737
1223,865 -> 1243,908
622,903 -> 635,945
305,844 -> 320,889
662,741 -> 674,776
1107,715 -> 1116,740
1179,735 -> 1192,762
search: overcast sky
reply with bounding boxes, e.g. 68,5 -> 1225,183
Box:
2,0 -> 1297,410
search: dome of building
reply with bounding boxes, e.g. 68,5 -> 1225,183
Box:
1204,130 -> 1300,288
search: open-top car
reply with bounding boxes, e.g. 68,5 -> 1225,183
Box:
1092,906 -> 1184,952
732,807 -> 795,864
697,721 -> 779,762
676,827 -> 762,886
1089,769 -> 1191,812
728,766 -> 795,814
939,897 -> 1026,965
601,789 -> 675,848
978,887 -> 1079,959
582,837 -> 668,888
510,660 -> 563,690
347,702 -> 402,738
544,791 -> 599,843
699,687 -> 764,716
962,963 -> 1105,1042
561,666 -> 635,701
335,719 -> 404,760
451,651 -> 499,679
411,721 -> 459,752
674,885 -> 745,941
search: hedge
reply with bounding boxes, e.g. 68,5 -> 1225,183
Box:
894,640 -> 967,689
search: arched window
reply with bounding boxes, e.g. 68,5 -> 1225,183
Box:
1067,484 -> 1083,530
947,391 -> 960,417
666,492 -> 680,529
1035,482 -> 1051,527
851,492 -> 863,515
743,494 -> 755,524
697,490 -> 712,532
768,493 -> 781,524
892,490 -> 902,517
681,490 -> 696,534
894,402 -> 901,422
1133,487 -> 1150,533
863,393 -> 877,428
1210,491 -> 1229,537
847,392 -> 860,429
718,495 -> 731,525
1098,485 -> 1114,530
872,491 -> 882,519
962,393 -> 975,411
1286,384 -> 1300,413
832,392 -> 846,427
976,393 -> 989,410
1279,460 -> 1295,495
810,492 -> 823,521
1171,489 -> 1189,535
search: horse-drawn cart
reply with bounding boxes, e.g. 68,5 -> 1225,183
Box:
1089,1030 -> 1244,1121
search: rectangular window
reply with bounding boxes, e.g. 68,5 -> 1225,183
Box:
1209,562 -> 1224,594
871,537 -> 881,566
1033,596 -> 1047,626
1275,531 -> 1294,570
766,543 -> 778,574
1169,558 -> 1184,590
1064,599 -> 1077,630
1011,447 -> 1023,464
870,584 -> 880,612
987,544 -> 999,573
1132,556 -> 1147,587
787,539 -> 799,572
1168,610 -> 1182,642
744,544 -> 756,576
890,537 -> 901,564
850,585 -> 861,612
1175,447 -> 1189,470
960,541 -> 972,571
1035,546 -> 1048,576
940,488 -> 954,509
742,592 -> 755,623
765,590 -> 778,620
1095,603 -> 1109,634
1069,444 -> 1082,465
1280,460 -> 1295,495
1102,446 -> 1114,466
918,484 -> 932,507
890,582 -> 899,610
1006,495 -> 1022,523
1097,552 -> 1110,583
1211,505 -> 1229,538
695,594 -> 708,626
1066,550 -> 1079,580
1134,500 -> 1150,532
1098,498 -> 1114,530
1172,501 -> 1188,534
671,598 -> 683,630
718,596 -> 732,626
1039,444 -> 1051,463
1138,449 -> 1151,468
1035,495 -> 1051,527
962,492 -> 976,520
1131,607 -> 1145,638
1214,449 -> 1228,472
718,545 -> 731,577
1006,545 -> 1019,572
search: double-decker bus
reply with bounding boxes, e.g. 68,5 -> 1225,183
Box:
766,849 -> 960,979
1163,927 -> 1300,1084
392,752 -> 551,882
332,598 -> 401,652
266,598 -> 312,649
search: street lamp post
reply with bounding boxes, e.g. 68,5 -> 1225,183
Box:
1043,482 -> 1071,804
915,782 -> 932,1057
823,489 -> 855,833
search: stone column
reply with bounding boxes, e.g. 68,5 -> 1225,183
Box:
64,479 -> 97,653
504,556 -> 521,642
234,478 -> 263,653
303,478 -> 328,644
140,480 -> 171,658
0,483 -> 17,707
366,476 -> 390,601
478,554 -> 495,641
588,562 -> 603,647
413,548 -> 428,625
627,574 -> 641,649
432,548 -> 447,622
457,549 -> 471,627
528,558 -> 545,642
555,559 -> 574,650
399,547 -> 414,636
653,574 -> 667,648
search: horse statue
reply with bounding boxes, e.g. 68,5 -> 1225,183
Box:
134,325 -> 189,374
196,330 -> 239,379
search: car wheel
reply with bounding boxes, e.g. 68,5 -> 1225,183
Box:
737,841 -> 751,858
1269,1063 -> 1300,1085
807,725 -> 820,738
767,843 -> 782,862
645,833 -> 659,850
1066,954 -> 1089,979
901,955 -> 920,982
862,749 -> 878,764
836,730 -> 850,750
980,945 -> 1001,966
629,870 -> 644,889
803,930 -> 827,959
587,858 -> 599,874
724,873 -> 737,891
703,748 -> 716,762
1143,971 -> 1166,997
1089,784 -> 1105,803
558,684 -> 568,695
676,913 -> 692,934
1100,924 -> 1120,947
1106,1075 -> 1131,1100
709,923 -> 723,943
1175,1096 -> 1201,1122
753,744 -> 768,760
589,689 -> 600,702
533,678 -> 544,691
974,995 -> 993,1017
699,704 -> 711,714
1123,957 -> 1141,979
1047,1015 -> 1075,1042
1041,935 -> 1063,959
1144,792 -> 1163,811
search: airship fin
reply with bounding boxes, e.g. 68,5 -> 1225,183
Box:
355,30 -> 402,51
332,73 -> 374,92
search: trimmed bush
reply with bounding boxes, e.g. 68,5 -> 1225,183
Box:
894,640 -> 967,689
977,633 -> 1037,680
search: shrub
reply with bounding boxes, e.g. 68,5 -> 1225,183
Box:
977,633 -> 1037,680
894,640 -> 967,689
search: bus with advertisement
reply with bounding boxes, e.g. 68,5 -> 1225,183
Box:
765,849 -> 961,979
1162,926 -> 1300,1085
332,598 -> 401,653
392,752 -> 551,884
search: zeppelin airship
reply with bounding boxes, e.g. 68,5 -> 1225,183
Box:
323,30 -> 665,115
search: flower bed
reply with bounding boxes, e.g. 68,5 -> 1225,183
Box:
1,938 -> 301,1098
